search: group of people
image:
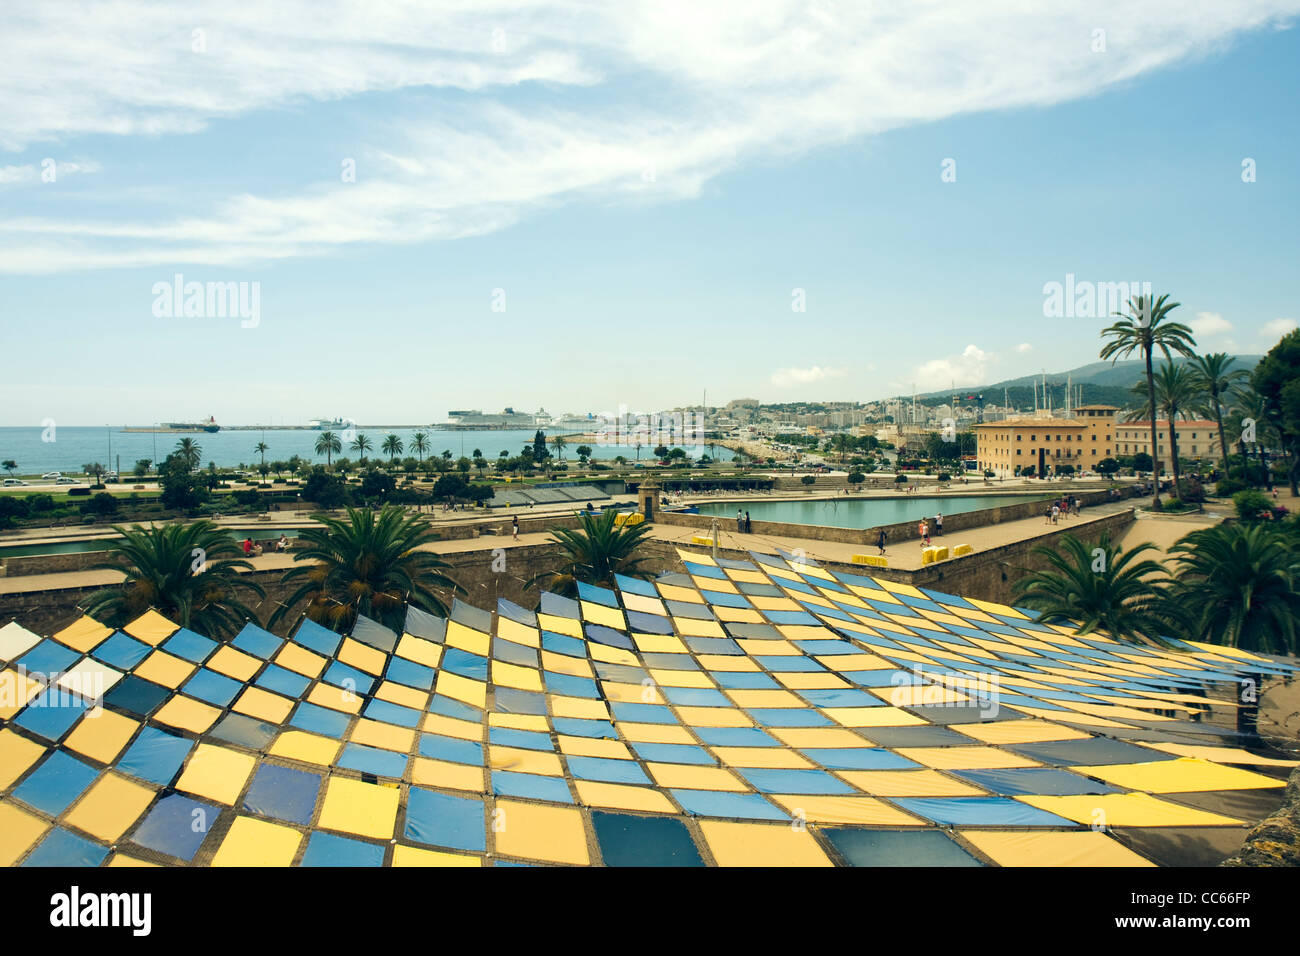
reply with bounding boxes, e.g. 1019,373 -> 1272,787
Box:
1045,495 -> 1080,524
917,512 -> 943,547
735,509 -> 753,533
241,534 -> 289,557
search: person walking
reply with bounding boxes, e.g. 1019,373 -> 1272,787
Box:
512,515 -> 519,540
1051,502 -> 1060,524
934,512 -> 943,537
876,527 -> 887,555
744,511 -> 752,533
919,518 -> 929,547
736,509 -> 743,532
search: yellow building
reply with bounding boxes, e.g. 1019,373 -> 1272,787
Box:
973,405 -> 1118,478
1115,419 -> 1222,473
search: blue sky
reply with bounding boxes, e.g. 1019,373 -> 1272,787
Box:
1,2 -> 1297,426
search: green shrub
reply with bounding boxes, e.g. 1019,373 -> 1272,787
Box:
1233,490 -> 1275,523
82,492 -> 120,516
1177,479 -> 1206,503
26,494 -> 55,512
1212,477 -> 1246,497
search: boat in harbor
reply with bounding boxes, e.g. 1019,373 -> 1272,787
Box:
123,416 -> 220,433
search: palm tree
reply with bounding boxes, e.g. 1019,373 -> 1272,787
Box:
381,433 -> 404,464
525,509 -> 656,597
1226,386 -> 1277,488
270,505 -> 464,633
1124,361 -> 1198,501
1012,532 -> 1175,645
315,431 -> 341,470
551,434 -> 567,461
175,437 -> 203,471
1168,524 -> 1300,656
350,433 -> 372,466
1100,294 -> 1196,509
1,460 -> 15,477
254,441 -> 269,468
411,432 -> 430,462
82,522 -> 265,638
1189,353 -> 1247,477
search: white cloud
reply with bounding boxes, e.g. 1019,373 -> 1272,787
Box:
915,344 -> 993,388
1261,317 -> 1298,341
771,365 -> 845,388
1190,311 -> 1234,338
1,1 -> 1298,271
1015,343 -> 1033,354
0,159 -> 99,186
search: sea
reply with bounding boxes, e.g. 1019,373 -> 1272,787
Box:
0,427 -> 707,475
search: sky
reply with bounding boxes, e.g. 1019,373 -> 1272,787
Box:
1,1 -> 1298,426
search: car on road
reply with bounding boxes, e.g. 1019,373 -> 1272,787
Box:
55,477 -> 81,484
3,478 -> 29,486
42,472 -> 62,479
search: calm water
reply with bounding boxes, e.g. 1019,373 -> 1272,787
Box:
0,427 -> 705,475
0,527 -> 303,558
695,495 -> 1044,530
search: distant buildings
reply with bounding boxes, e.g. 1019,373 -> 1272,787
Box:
1116,420 -> 1222,472
973,405 -> 1119,477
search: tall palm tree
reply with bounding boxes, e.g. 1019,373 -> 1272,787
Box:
270,505 -> 463,633
1124,361 -> 1198,501
411,432 -> 430,462
315,431 -> 341,470
175,437 -> 203,471
382,433 -> 404,464
551,434 -> 567,461
1168,524 -> 1300,656
1012,532 -> 1175,645
82,522 -> 265,638
525,509 -> 656,597
1226,386 -> 1277,489
1100,294 -> 1196,509
254,441 -> 269,468
350,433 -> 372,465
1188,352 -> 1247,477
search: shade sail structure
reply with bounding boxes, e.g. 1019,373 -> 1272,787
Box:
0,547 -> 1294,867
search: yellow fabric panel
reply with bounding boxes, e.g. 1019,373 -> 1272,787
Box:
490,746 -> 562,776
581,601 -> 626,630
392,845 -> 480,867
317,776 -> 400,839
649,668 -> 715,689
656,584 -> 704,604
62,707 -> 139,764
1001,703 -> 1132,729
677,548 -> 716,565
232,686 -> 293,724
489,712 -> 549,731
350,718 -> 415,754
122,610 -> 179,645
374,681 -> 429,711
435,672 -> 487,709
1181,640 -> 1267,661
712,747 -> 813,769
697,654 -> 759,672
211,817 -> 303,867
133,650 -> 196,688
52,616 -> 114,653
788,592 -> 834,609
275,641 -> 328,678
837,769 -> 987,797
618,723 -> 695,744
816,654 -> 893,672
776,625 -> 837,642
737,639 -> 798,657
966,598 -> 1027,618
1082,757 -> 1284,793
725,689 -> 803,709
338,637 -> 387,676
176,743 -> 256,805
206,645 -> 261,681
541,650 -> 593,677
675,706 -> 750,727
621,593 -> 667,616
153,695 -> 220,734
1142,743 -> 1299,768
849,584 -> 897,602
874,579 -> 926,598
307,682 -> 363,714
62,772 -> 154,842
557,735 -> 632,760
700,821 -> 833,867
269,731 -> 340,766
714,607 -> 765,623
1017,792 -> 1243,827
0,668 -> 41,719
726,569 -> 769,584
748,596 -> 801,612
495,619 -> 539,649
0,802 -> 49,866
773,672 -> 849,690
537,613 -> 583,636
411,758 -> 484,792
823,706 -> 927,728
492,660 -> 543,691
674,618 -> 726,638
550,696 -> 610,720
953,720 -> 1090,746
397,632 -> 445,665
896,746 -> 1041,770
634,633 -> 689,654
772,795 -> 925,826
589,642 -> 638,666
646,763 -> 748,791
575,780 -> 677,813
422,713 -> 482,741
873,684 -> 971,707
445,621 -> 491,654
768,728 -> 866,749
881,613 -> 950,635
493,801 -> 589,865
961,830 -> 1156,867
696,576 -> 739,594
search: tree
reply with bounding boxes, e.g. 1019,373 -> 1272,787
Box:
473,456 -> 488,477
157,453 -> 207,510
1013,532 -> 1174,645
1,460 -> 14,477
1189,352 -> 1247,477
551,434 -> 567,460
533,430 -> 549,461
1100,293 -> 1196,510
315,431 -> 342,470
270,505 -> 464,633
847,471 -> 865,488
350,433 -> 373,464
303,467 -> 351,509
1168,524 -> 1300,656
359,471 -> 396,502
654,445 -> 669,460
254,441 -> 269,468
1251,328 -> 1300,495
526,509 -> 656,597
1130,451 -> 1153,476
1095,457 -> 1120,478
132,458 -> 152,479
1125,361 -> 1198,501
82,522 -> 265,638
1226,386 -> 1276,489
576,445 -> 593,463
174,437 -> 203,472
382,433 -> 404,463
411,432 -> 430,462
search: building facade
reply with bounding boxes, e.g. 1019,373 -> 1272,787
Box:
1115,420 -> 1222,473
973,406 -> 1119,478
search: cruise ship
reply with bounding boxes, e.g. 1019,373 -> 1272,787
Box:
436,408 -> 542,430
123,416 -> 220,433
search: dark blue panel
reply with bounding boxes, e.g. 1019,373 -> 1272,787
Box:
592,811 -> 704,867
13,751 -> 100,815
292,618 -> 341,657
132,794 -> 220,861
802,748 -> 920,771
288,701 -> 351,738
242,764 -> 321,824
892,797 -> 1075,827
300,831 -> 385,867
631,742 -> 714,765
231,623 -> 283,659
17,640 -> 80,676
338,743 -> 407,778
91,632 -> 151,670
363,699 -> 421,728
542,672 -> 599,698
952,767 -> 1124,796
404,789 -> 486,852
491,770 -> 573,804
21,828 -> 109,867
182,668 -> 242,707
551,718 -> 617,739
162,628 -> 217,663
255,664 -> 310,698
695,727 -> 776,747
441,648 -> 489,680
670,789 -> 786,821
322,661 -> 374,696
116,726 -> 193,786
13,689 -> 91,741
488,727 -> 552,751
746,708 -> 832,727
566,756 -> 650,785
540,632 -> 585,658
419,733 -> 483,765
737,768 -> 856,795
824,828 -> 982,867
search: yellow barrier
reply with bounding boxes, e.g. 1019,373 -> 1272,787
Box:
691,535 -> 715,547
615,512 -> 644,526
952,543 -> 972,557
932,546 -> 949,561
922,546 -> 951,565
851,554 -> 889,568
